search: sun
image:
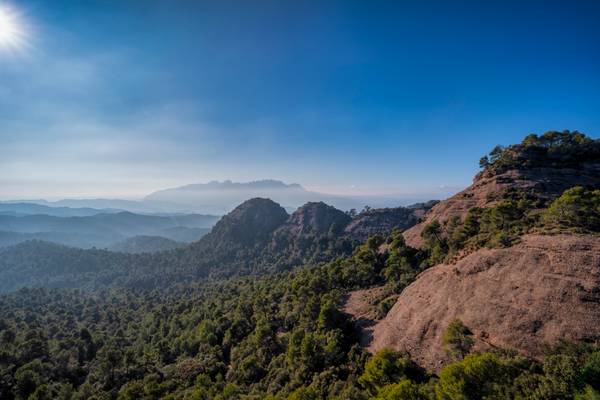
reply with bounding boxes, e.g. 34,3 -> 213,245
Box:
0,5 -> 28,52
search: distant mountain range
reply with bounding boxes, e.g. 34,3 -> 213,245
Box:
2,198 -> 194,214
144,179 -> 436,214
0,179 -> 441,252
4,179 -> 441,216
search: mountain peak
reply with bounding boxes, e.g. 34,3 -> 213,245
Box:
199,198 -> 288,247
277,201 -> 352,236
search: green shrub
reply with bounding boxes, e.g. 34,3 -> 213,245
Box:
575,386 -> 600,400
359,349 -> 423,395
582,351 -> 600,390
374,379 -> 430,400
442,320 -> 474,360
541,187 -> 600,233
435,353 -> 522,400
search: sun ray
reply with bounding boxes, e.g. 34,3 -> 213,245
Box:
0,4 -> 30,55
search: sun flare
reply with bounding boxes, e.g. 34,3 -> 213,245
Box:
0,5 -> 28,52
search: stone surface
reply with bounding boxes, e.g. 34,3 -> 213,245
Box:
367,234 -> 600,371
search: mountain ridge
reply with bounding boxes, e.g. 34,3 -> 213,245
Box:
0,199 -> 432,292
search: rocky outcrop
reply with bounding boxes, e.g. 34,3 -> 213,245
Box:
204,199 -> 428,253
274,202 -> 352,237
403,163 -> 600,248
195,198 -> 429,270
272,201 -> 434,242
369,234 -> 600,371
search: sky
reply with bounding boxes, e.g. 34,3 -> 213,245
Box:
0,0 -> 599,200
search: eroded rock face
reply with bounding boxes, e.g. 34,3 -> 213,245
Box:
369,234 -> 600,371
275,202 -> 352,237
403,164 -> 600,248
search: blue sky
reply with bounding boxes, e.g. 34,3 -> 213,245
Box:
0,0 -> 598,200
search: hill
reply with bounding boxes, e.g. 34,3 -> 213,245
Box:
2,206 -> 597,399
403,130 -> 600,248
0,212 -> 218,248
0,241 -> 130,292
0,202 -> 123,217
0,231 -> 113,249
0,199 -> 428,292
19,197 -> 191,214
342,130 -> 600,371
107,235 -> 186,253
188,199 -> 434,273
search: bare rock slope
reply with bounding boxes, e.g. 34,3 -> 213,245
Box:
369,234 -> 600,371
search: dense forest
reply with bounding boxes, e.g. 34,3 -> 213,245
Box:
2,188 -> 600,399
1,229 -> 599,399
1,132 -> 599,399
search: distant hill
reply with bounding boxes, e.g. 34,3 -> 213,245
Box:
108,235 -> 186,253
145,179 -> 322,214
0,202 -> 124,217
0,231 -> 111,249
11,198 -> 200,214
0,212 -> 218,249
189,198 -> 436,273
158,226 -> 211,242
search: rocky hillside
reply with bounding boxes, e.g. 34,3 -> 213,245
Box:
349,131 -> 600,371
276,202 -> 352,236
195,199 -> 432,270
203,198 -> 435,264
268,202 -> 354,267
196,198 -> 289,249
404,131 -> 600,247
370,234 -> 600,371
